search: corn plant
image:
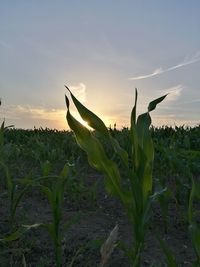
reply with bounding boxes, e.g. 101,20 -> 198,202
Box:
0,157 -> 33,229
15,164 -> 74,267
65,86 -> 167,266
0,162 -> 80,267
155,182 -> 172,233
0,223 -> 41,266
188,175 -> 200,266
0,121 -> 13,152
37,163 -> 80,267
157,235 -> 178,267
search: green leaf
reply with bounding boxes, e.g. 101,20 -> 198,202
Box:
0,162 -> 13,197
136,113 -> 154,205
41,160 -> 51,176
109,137 -> 128,167
188,178 -> 200,224
66,98 -> 122,197
65,91 -> 129,166
0,224 -> 41,242
157,235 -> 178,267
63,213 -> 81,233
65,87 -> 109,137
189,223 -> 200,260
0,122 -> 4,146
40,186 -> 54,209
1,120 -> 5,129
193,180 -> 200,200
41,223 -> 57,244
60,163 -> 69,178
130,89 -> 138,163
148,94 -> 168,112
10,184 -> 31,223
130,88 -> 138,127
137,113 -> 154,160
0,230 -> 24,242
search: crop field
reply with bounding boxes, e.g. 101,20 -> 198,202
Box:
0,92 -> 200,266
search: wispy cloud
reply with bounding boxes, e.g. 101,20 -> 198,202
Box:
129,51 -> 200,80
2,82 -> 87,129
68,83 -> 86,103
159,84 -> 184,101
1,105 -> 67,129
129,68 -> 163,80
4,105 -> 66,121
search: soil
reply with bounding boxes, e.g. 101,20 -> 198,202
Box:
0,171 -> 196,267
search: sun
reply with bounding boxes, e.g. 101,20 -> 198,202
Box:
78,117 -> 90,128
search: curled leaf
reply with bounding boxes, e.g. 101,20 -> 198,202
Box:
100,224 -> 119,267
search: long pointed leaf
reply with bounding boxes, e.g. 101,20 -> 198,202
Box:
65,86 -> 109,136
189,223 -> 200,260
148,94 -> 168,112
131,88 -> 138,127
66,96 -> 122,197
65,91 -> 129,166
0,224 -> 41,242
157,235 -> 178,267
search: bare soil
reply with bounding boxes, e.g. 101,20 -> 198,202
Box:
0,171 -> 195,267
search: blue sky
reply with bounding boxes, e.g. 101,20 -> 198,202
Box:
0,1 -> 200,129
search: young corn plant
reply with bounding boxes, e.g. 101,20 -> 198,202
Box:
65,86 -> 167,266
37,163 -> 75,267
188,175 -> 200,266
1,163 -> 78,267
156,235 -> 178,267
0,162 -> 31,228
155,183 -> 172,233
15,169 -> 70,267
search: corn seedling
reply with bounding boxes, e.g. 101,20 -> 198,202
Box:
188,175 -> 200,266
38,163 -> 72,267
40,160 -> 52,176
155,182 -> 172,233
157,235 -> 178,267
7,166 -> 80,267
0,120 -> 14,155
65,87 -> 167,266
0,162 -> 33,229
0,223 -> 42,266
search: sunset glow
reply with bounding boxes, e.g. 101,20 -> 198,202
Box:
0,2 -> 199,129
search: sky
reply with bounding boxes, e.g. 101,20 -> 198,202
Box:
0,1 -> 200,130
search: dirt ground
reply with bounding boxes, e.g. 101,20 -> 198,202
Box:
0,171 -> 196,267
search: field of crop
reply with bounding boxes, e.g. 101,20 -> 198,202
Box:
0,93 -> 200,266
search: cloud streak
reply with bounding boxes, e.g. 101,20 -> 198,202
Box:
4,105 -> 66,120
2,105 -> 68,130
129,51 -> 200,80
160,85 -> 184,101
